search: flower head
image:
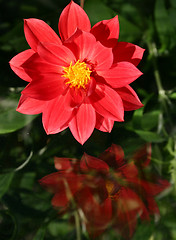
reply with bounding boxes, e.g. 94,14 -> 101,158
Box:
40,144 -> 170,238
9,1 -> 144,144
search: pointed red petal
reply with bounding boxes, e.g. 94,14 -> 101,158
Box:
9,49 -> 35,82
24,18 -> 61,51
42,94 -> 73,134
51,192 -> 69,208
69,101 -> 96,144
64,29 -> 113,69
133,144 -> 151,168
80,153 -> 109,172
22,73 -> 65,100
119,162 -> 139,179
116,187 -> 149,238
98,62 -> 143,88
37,42 -> 76,66
91,16 -> 119,48
99,144 -> 125,169
76,187 -> 112,227
22,53 -> 60,79
17,94 -> 45,114
54,157 -> 73,171
95,113 -> 114,132
90,84 -> 124,121
116,85 -> 143,111
113,42 -> 145,66
59,1 -> 91,41
39,172 -> 64,192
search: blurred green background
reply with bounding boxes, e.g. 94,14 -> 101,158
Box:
0,0 -> 176,239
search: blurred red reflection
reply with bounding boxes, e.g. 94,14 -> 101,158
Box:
40,144 -> 170,238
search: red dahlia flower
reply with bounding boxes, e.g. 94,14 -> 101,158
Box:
9,1 -> 144,144
40,144 -> 170,238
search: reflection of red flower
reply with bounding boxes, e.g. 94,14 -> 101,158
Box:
40,144 -> 170,239
9,1 -> 144,144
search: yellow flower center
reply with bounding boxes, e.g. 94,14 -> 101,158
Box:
106,180 -> 120,200
62,60 -> 92,89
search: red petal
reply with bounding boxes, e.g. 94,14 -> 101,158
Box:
39,172 -> 64,192
22,73 -> 65,100
42,94 -> 74,134
99,144 -> 125,169
116,187 -> 149,238
54,157 -> 73,171
97,62 -> 143,88
80,153 -> 109,172
9,49 -> 35,82
95,113 -> 114,133
91,16 -> 119,48
37,42 -> 76,67
24,18 -> 61,51
133,144 -> 151,168
76,187 -> 112,229
51,192 -> 69,208
113,42 -> 145,66
137,179 -> 170,197
69,101 -> 96,144
68,87 -> 86,107
22,53 -> 60,79
119,162 -> 139,179
89,84 -> 124,121
17,94 -> 45,114
116,85 -> 143,111
90,41 -> 113,70
40,171 -> 84,195
59,1 -> 91,41
64,29 -> 113,69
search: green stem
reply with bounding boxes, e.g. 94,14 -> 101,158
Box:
148,42 -> 173,128
74,211 -> 81,240
80,0 -> 84,8
148,42 -> 164,93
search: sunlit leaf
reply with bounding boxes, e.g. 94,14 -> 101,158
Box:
135,130 -> 165,142
169,92 -> 176,100
141,110 -> 160,130
0,98 -> 37,134
48,221 -> 73,237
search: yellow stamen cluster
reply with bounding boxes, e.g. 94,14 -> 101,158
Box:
62,60 -> 92,89
106,180 -> 119,200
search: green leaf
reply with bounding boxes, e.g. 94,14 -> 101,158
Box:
135,130 -> 165,142
132,107 -> 144,129
33,226 -> 46,240
155,0 -> 175,50
170,0 -> 176,8
0,97 -> 37,134
168,8 -> 176,29
48,220 -> 74,237
169,92 -> 176,100
0,109 -> 37,134
141,110 -> 160,130
84,0 -> 113,25
118,15 -> 142,42
0,172 -> 14,199
132,222 -> 155,240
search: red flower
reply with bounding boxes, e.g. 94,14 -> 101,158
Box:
40,144 -> 170,238
9,1 -> 144,144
